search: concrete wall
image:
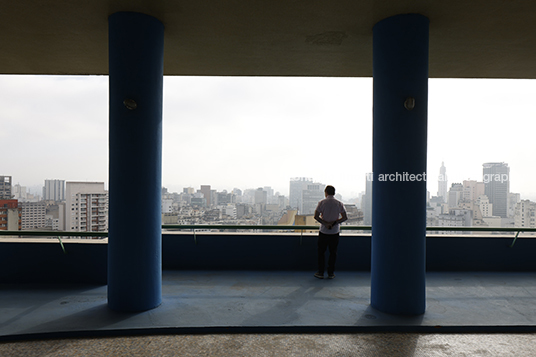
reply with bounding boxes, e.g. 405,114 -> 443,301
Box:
0,241 -> 107,284
161,233 -> 370,271
0,234 -> 534,284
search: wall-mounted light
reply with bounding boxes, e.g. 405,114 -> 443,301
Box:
404,97 -> 415,110
123,98 -> 137,110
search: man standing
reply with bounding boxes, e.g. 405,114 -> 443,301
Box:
313,185 -> 347,279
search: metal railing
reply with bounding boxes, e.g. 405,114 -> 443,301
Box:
0,221 -> 534,257
2,225 -> 536,237
162,225 -> 536,233
0,231 -> 108,237
160,225 -> 536,247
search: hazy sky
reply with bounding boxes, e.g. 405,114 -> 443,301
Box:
1,75 -> 535,201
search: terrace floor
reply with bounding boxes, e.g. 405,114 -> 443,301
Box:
1,271 -> 536,354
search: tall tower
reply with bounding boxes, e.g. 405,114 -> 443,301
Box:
437,162 -> 447,202
200,185 -> 211,207
300,183 -> 324,215
43,179 -> 65,202
483,162 -> 510,218
254,188 -> 267,205
0,176 -> 12,199
363,173 -> 373,225
289,177 -> 312,210
65,182 -> 108,233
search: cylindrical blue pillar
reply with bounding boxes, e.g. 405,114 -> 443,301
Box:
108,12 -> 164,312
371,14 -> 429,315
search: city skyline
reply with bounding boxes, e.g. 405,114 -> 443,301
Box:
2,160 -> 534,205
2,76 -> 536,201
4,169 -> 534,231
6,160 -> 535,205
4,161 -> 529,204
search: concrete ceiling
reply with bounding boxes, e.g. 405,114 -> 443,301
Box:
1,0 -> 535,78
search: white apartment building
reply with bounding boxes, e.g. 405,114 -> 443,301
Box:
448,183 -> 464,208
161,199 -> 173,214
13,184 -> 27,201
508,192 -> 521,218
514,200 -> 536,228
474,195 -> 503,227
224,205 -> 237,219
300,183 -> 324,215
44,179 -> 65,202
476,195 -> 493,217
20,201 -> 46,230
463,180 -> 485,202
65,182 -> 108,233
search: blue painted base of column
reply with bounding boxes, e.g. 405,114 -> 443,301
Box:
371,14 -> 429,315
108,12 -> 164,312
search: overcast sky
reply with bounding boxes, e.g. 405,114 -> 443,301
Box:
1,75 -> 535,202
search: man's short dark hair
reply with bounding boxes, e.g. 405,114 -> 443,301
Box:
325,185 -> 335,195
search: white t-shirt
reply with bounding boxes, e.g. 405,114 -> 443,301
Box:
315,195 -> 346,234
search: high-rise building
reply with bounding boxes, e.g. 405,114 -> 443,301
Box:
0,199 -> 21,230
483,162 -> 510,218
448,183 -> 463,208
200,185 -> 212,207
289,177 -> 312,210
254,188 -> 267,205
263,186 -> 274,204
476,195 -> 493,218
13,184 -> 27,201
0,176 -> 12,199
43,179 -> 65,202
20,201 -> 46,230
514,200 -> 536,228
363,173 -> 373,225
277,195 -> 287,210
463,180 -> 485,202
507,192 -> 521,218
437,162 -> 448,202
301,183 -> 324,215
65,182 -> 108,233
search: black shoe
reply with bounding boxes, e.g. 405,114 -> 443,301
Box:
314,272 -> 324,279
327,274 -> 335,279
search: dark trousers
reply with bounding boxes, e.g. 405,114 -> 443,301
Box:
317,232 -> 340,275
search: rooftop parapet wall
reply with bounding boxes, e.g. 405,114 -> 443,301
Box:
1,233 -> 536,284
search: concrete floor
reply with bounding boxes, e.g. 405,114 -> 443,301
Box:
2,271 -> 536,355
2,270 -> 536,339
2,332 -> 536,356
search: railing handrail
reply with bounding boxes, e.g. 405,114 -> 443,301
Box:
0,231 -> 108,237
163,225 -> 536,232
0,225 -> 535,238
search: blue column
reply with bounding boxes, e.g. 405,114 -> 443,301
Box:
371,14 -> 429,315
108,12 -> 164,312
